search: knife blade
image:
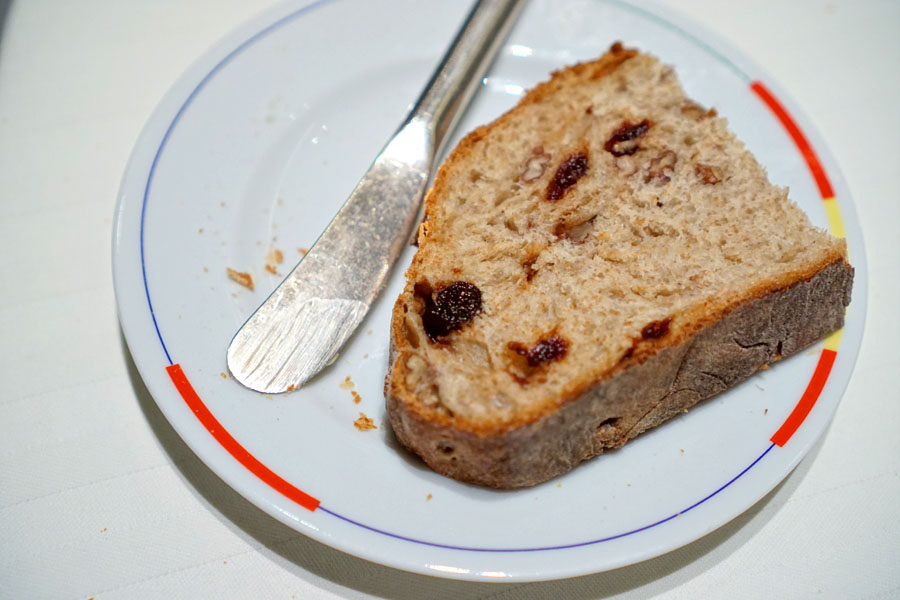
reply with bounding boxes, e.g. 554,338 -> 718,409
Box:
227,0 -> 525,393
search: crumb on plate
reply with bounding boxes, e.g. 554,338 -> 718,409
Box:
354,413 -> 377,431
226,267 -> 254,290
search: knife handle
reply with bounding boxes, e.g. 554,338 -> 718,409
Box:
408,0 -> 526,158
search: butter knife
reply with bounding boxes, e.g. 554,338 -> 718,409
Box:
227,0 -> 524,393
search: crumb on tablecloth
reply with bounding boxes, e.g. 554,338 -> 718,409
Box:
340,376 -> 354,390
351,390 -> 362,404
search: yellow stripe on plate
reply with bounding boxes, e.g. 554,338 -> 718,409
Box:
824,326 -> 844,352
823,197 -> 846,238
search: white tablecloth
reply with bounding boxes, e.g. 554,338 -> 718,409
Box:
2,0 -> 898,598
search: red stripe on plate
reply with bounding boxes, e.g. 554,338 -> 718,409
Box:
771,349 -> 837,447
166,364 -> 320,512
751,81 -> 835,199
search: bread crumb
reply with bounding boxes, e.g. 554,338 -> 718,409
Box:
265,248 -> 284,274
556,482 -> 562,488
758,363 -> 770,370
340,376 -> 354,390
226,268 -> 254,290
626,483 -> 631,487
680,448 -> 685,454
764,408 -> 768,415
286,384 -> 295,392
100,528 -> 107,533
220,372 -> 227,379
351,390 -> 362,404
202,266 -> 208,273
363,354 -> 369,359
298,247 -> 308,256
367,329 -> 373,335
198,228 -> 204,234
426,494 -> 432,501
354,413 -> 377,431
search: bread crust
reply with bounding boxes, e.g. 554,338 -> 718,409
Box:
387,259 -> 852,488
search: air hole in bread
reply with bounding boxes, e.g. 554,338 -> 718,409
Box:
494,189 -> 512,207
560,217 -> 596,243
403,318 -> 420,349
437,441 -> 454,454
597,417 -> 621,430
522,255 -> 539,281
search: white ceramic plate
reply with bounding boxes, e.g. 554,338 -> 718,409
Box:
113,0 -> 867,581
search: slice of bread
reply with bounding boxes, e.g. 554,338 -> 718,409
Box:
385,44 -> 853,489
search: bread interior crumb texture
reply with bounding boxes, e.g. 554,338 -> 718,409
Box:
395,50 -> 845,429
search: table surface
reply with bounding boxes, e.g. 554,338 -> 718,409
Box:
1,0 -> 898,598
